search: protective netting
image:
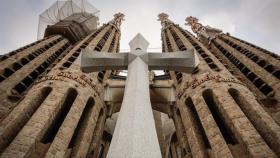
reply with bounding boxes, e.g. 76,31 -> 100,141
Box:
38,0 -> 99,39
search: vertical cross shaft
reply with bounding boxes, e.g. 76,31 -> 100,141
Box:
106,34 -> 162,158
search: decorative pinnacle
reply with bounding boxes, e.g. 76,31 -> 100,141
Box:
185,16 -> 202,34
185,16 -> 222,43
112,12 -> 125,28
185,16 -> 199,26
158,13 -> 171,26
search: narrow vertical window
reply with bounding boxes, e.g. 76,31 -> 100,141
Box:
202,89 -> 238,145
185,97 -> 211,148
3,87 -> 52,151
68,97 -> 95,148
41,88 -> 78,144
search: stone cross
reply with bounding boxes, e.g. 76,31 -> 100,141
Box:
81,33 -> 199,158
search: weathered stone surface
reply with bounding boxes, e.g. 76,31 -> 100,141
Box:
1,10 -> 280,158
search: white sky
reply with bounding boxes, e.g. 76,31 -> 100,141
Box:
0,0 -> 279,54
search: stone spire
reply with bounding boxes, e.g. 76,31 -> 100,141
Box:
195,15 -> 280,125
0,12 -> 122,158
160,15 -> 280,158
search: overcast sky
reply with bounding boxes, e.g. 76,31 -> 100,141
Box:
0,0 -> 279,54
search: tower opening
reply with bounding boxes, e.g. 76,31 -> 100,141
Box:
68,97 -> 95,149
202,89 -> 238,145
13,83 -> 27,94
185,97 -> 211,149
3,68 -> 14,77
41,88 -> 78,144
12,63 -> 22,71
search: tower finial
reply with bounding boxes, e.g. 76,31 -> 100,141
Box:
158,13 -> 171,27
112,12 -> 125,28
185,16 -> 222,43
185,16 -> 202,34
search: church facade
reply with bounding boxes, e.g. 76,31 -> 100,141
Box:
0,2 -> 280,158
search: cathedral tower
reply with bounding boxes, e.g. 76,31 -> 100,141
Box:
159,13 -> 280,157
0,9 -> 123,158
185,16 -> 280,124
0,10 -> 100,122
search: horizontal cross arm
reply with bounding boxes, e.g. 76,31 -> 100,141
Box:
81,50 -> 135,73
142,49 -> 200,73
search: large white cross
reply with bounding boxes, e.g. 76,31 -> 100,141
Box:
81,34 -> 199,158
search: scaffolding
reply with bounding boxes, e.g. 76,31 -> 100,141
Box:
38,0 -> 99,39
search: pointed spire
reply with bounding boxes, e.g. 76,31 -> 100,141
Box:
158,13 -> 173,27
110,12 -> 125,29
